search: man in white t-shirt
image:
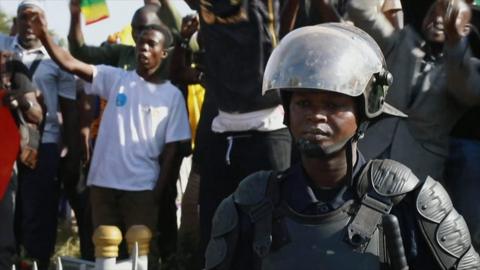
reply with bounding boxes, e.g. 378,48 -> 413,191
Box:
26,6 -> 191,262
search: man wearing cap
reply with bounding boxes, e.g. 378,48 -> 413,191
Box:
0,1 -> 76,269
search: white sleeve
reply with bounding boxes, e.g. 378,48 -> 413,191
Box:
165,89 -> 191,143
85,65 -> 121,100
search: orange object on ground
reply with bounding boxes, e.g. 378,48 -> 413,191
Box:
0,90 -> 20,200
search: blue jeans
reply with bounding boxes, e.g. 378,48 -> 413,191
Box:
445,138 -> 480,249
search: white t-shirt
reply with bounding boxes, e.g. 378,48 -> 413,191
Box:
211,105 -> 286,133
85,65 -> 191,191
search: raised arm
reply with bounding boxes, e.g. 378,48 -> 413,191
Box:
26,7 -> 93,82
347,0 -> 399,54
170,15 -> 203,85
68,0 -> 85,51
443,0 -> 480,105
68,0 -> 122,66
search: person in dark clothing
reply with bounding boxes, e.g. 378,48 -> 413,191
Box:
194,0 -> 292,260
444,2 -> 480,251
204,23 -> 480,270
348,0 -> 480,181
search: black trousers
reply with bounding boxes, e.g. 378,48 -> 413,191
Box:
58,157 -> 94,261
0,174 -> 16,270
15,143 -> 60,269
198,128 -> 291,258
157,181 -> 178,264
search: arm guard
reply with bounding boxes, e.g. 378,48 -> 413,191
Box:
416,177 -> 480,269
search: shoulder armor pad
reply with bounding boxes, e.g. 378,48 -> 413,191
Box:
458,247 -> 480,269
416,177 -> 480,269
205,195 -> 239,269
205,237 -> 227,270
437,209 -> 471,258
211,195 -> 238,238
416,176 -> 453,223
234,170 -> 272,206
357,159 -> 420,203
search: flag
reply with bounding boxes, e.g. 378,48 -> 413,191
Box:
81,0 -> 109,25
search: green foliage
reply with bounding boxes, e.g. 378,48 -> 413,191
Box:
0,10 -> 64,46
0,10 -> 12,34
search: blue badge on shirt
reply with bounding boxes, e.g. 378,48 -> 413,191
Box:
116,93 -> 127,107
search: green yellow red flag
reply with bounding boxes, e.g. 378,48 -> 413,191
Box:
80,0 -> 109,25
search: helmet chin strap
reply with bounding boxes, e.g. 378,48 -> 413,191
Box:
348,121 -> 369,187
296,137 -> 351,159
345,139 -> 354,187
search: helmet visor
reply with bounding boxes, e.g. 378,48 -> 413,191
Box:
262,24 -> 385,97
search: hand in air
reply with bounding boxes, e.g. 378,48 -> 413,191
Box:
70,0 -> 82,16
442,0 -> 472,45
22,7 -> 49,41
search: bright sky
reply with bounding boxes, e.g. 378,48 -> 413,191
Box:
0,0 -> 193,46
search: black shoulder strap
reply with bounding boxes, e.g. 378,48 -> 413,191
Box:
28,53 -> 43,77
247,171 -> 278,256
236,171 -> 288,269
250,171 -> 280,270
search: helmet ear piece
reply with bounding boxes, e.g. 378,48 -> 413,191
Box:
363,70 -> 391,118
376,70 -> 393,86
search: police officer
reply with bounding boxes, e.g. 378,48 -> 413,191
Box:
204,23 -> 480,270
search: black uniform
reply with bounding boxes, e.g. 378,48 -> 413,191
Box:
205,152 -> 480,270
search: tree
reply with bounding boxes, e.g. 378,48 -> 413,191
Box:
0,10 -> 12,34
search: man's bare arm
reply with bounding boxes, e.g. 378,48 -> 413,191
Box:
68,0 -> 85,48
22,91 -> 43,124
154,141 -> 188,202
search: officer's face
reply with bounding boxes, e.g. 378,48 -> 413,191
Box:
289,91 -> 358,156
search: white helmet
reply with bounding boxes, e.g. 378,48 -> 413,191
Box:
262,23 -> 405,119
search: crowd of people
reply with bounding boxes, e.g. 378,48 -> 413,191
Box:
0,0 -> 480,269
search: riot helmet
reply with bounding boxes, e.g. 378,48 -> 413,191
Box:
263,23 -> 405,121
263,23 -> 406,167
